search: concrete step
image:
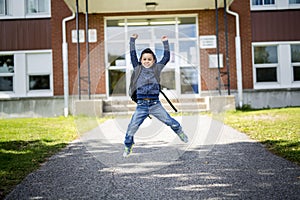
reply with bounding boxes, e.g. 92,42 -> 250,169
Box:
103,98 -> 208,114
72,95 -> 235,117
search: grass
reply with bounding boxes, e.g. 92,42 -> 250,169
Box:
224,107 -> 300,166
0,116 -> 105,199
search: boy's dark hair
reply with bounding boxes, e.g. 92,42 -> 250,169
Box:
139,48 -> 157,63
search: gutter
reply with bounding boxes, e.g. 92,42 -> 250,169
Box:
226,5 -> 243,108
62,13 -> 75,117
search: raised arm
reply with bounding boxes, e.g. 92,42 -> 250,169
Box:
157,35 -> 170,65
130,34 -> 139,68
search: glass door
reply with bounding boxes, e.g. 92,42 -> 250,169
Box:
105,16 -> 199,98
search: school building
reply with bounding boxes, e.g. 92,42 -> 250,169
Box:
0,0 -> 300,117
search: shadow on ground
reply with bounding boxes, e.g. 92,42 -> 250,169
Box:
0,140 -> 68,200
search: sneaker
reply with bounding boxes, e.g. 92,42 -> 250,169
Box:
123,144 -> 134,157
177,132 -> 189,143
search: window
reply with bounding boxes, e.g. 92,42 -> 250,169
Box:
254,46 -> 278,64
180,67 -> 198,94
109,69 -> 126,96
254,45 -> 278,83
0,0 -> 10,15
0,55 -> 14,92
26,0 -> 50,14
0,51 -> 52,98
0,55 -> 14,73
256,68 -> 277,82
289,0 -> 300,4
252,0 -> 275,5
253,43 -> 300,89
291,44 -> 300,81
26,52 -> 52,92
29,75 -> 50,90
252,0 -> 300,10
0,0 -> 5,15
1,0 -> 51,18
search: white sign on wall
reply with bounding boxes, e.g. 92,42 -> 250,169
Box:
72,29 -> 97,43
88,29 -> 97,43
72,30 -> 85,43
209,54 -> 223,68
199,35 -> 217,49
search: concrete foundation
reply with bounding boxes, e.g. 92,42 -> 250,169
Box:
0,89 -> 299,118
207,95 -> 236,113
0,97 -> 65,118
73,100 -> 103,117
242,89 -> 300,109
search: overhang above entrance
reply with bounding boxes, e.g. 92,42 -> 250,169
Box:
63,0 -> 234,13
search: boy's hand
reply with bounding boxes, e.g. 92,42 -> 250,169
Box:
161,35 -> 168,41
131,34 -> 138,39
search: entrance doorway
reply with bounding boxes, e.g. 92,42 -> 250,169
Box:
105,16 -> 199,99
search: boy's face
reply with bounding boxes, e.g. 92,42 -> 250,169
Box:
141,53 -> 155,68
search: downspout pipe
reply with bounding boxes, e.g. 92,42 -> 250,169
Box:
226,5 -> 243,108
62,13 -> 75,117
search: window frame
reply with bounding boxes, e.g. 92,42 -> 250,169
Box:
0,0 -> 5,15
25,51 -> 53,96
26,0 -> 50,17
0,54 -> 15,93
28,74 -> 51,91
289,0 -> 300,4
0,0 -> 51,19
0,0 -> 10,16
252,44 -> 280,88
252,0 -> 276,6
291,44 -> 300,82
252,42 -> 300,89
251,0 -> 300,10
0,50 -> 53,99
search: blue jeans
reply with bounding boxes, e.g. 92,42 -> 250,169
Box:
124,99 -> 183,147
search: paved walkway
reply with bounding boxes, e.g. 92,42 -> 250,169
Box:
5,115 -> 300,200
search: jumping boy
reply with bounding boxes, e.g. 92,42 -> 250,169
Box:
123,33 -> 188,157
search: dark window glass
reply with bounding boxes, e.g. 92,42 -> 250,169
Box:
29,75 -> 50,90
256,68 -> 277,82
0,76 -> 13,91
293,66 -> 300,81
0,55 -> 14,73
289,0 -> 300,4
254,46 -> 278,64
265,0 -> 275,5
0,0 -> 5,15
109,69 -> 126,96
253,0 -> 275,5
291,45 -> 300,63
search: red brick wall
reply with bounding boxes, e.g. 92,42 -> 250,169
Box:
51,0 -> 72,95
52,0 -> 106,96
66,14 -> 106,96
199,9 -> 237,91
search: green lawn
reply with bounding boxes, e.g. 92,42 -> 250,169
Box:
224,107 -> 300,166
0,116 -> 103,199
